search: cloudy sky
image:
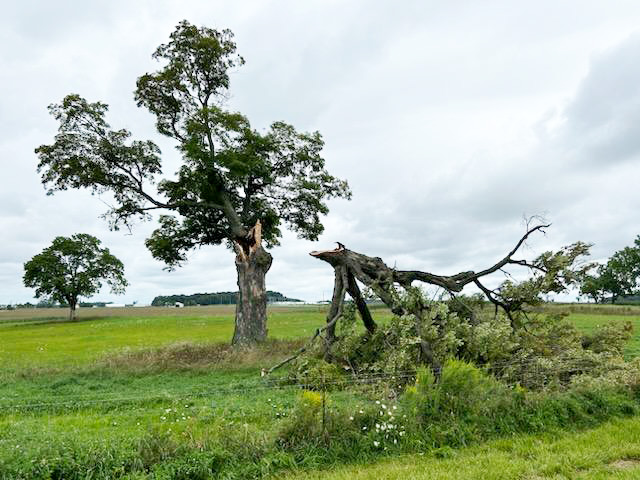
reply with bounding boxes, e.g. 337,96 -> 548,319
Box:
2,0 -> 640,305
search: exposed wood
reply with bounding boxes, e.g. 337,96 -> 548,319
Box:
325,266 -> 347,344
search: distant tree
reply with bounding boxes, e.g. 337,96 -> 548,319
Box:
579,272 -> 607,303
605,237 -> 640,303
35,21 -> 350,346
23,234 -> 127,321
579,236 -> 640,304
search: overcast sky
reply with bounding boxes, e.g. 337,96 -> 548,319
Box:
2,0 -> 640,305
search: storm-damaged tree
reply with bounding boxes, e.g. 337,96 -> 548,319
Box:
23,234 -> 127,321
35,21 -> 351,345
268,221 -> 595,374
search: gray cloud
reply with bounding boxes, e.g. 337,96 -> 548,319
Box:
3,1 -> 640,305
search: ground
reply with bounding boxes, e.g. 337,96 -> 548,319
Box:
0,304 -> 639,478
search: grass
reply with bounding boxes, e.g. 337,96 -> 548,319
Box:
1,305 -> 637,369
0,304 -> 639,478
282,415 -> 640,479
0,305 -> 335,369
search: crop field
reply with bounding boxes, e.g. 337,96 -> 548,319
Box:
1,304 -> 640,479
0,305 -> 349,369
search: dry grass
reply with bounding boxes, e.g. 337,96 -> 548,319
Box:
95,338 -> 306,371
610,459 -> 640,469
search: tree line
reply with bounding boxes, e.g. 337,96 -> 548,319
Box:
151,291 -> 302,306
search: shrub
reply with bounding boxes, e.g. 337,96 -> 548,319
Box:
581,321 -> 634,355
400,359 -> 638,448
277,390 -> 327,448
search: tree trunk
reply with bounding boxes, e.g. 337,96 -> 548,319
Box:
68,299 -> 77,322
232,221 -> 273,347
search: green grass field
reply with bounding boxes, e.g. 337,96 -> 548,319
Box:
0,305 -> 347,369
0,305 -> 637,369
0,304 -> 639,479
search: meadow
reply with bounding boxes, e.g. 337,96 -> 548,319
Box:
1,304 -> 639,479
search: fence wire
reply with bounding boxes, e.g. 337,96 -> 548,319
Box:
0,356 -> 619,413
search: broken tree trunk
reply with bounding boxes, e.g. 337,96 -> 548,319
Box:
232,220 -> 273,347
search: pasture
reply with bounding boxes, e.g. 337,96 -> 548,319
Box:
1,304 -> 640,479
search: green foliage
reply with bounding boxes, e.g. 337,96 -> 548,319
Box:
23,234 -> 127,317
289,358 -> 347,391
294,288 -> 635,392
481,241 -> 593,322
401,360 -> 639,448
311,290 -> 467,377
404,361 -> 507,428
581,321 -> 634,355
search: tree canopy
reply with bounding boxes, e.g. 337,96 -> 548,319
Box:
23,234 -> 127,320
36,21 -> 350,263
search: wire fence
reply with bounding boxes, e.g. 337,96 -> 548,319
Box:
0,356 -> 620,414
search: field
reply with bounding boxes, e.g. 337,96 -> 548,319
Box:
1,304 -> 640,479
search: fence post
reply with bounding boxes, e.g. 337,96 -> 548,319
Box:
321,372 -> 329,446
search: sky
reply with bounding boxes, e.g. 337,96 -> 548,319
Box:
2,0 -> 640,305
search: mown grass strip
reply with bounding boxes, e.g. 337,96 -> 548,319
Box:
282,415 -> 640,480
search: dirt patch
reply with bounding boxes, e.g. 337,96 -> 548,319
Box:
610,459 -> 640,469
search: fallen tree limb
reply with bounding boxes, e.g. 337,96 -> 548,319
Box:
267,221 -> 585,375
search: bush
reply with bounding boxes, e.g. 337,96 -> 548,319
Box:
400,360 -> 638,448
278,390 -> 326,448
288,358 -> 347,391
581,321 -> 634,355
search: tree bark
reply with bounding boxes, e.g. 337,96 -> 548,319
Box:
68,298 -> 77,322
345,271 -> 376,334
231,221 -> 273,347
325,266 -> 347,344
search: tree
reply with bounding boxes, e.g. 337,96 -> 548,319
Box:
23,234 -> 127,321
579,271 -> 607,303
580,236 -> 640,303
35,21 -> 351,345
